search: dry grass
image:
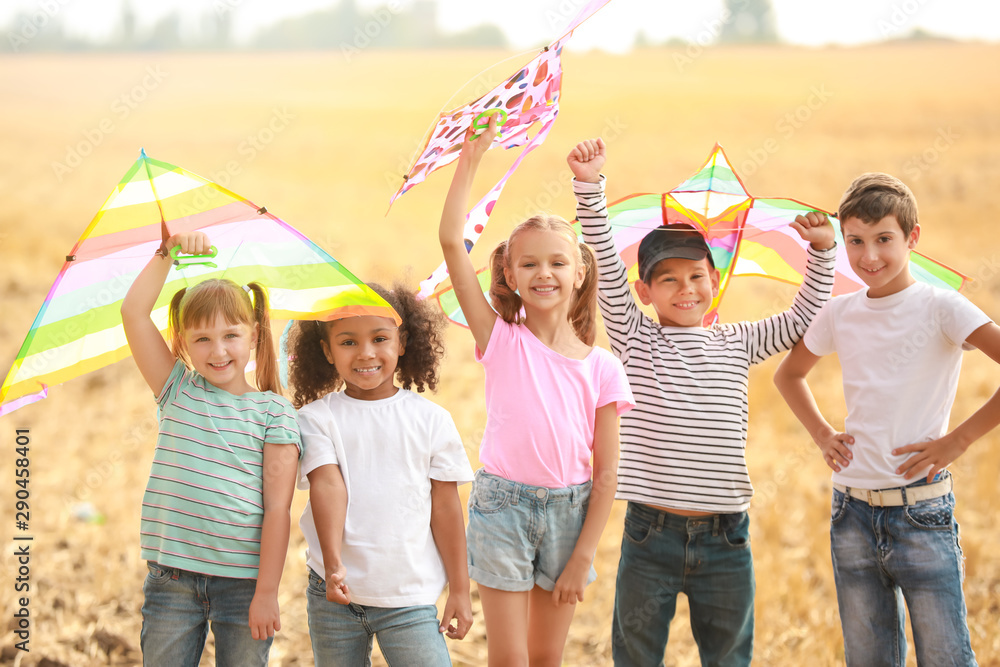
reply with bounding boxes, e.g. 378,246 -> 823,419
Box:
1,44 -> 998,666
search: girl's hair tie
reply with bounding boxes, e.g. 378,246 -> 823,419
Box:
242,284 -> 252,293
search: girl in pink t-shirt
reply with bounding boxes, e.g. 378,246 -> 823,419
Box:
439,117 -> 634,665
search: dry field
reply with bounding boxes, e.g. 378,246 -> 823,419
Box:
1,43 -> 999,666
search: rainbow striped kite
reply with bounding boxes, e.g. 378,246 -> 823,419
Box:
607,144 -> 968,324
0,149 -> 398,416
432,144 -> 969,327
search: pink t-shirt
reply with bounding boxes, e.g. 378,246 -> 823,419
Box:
475,319 -> 634,488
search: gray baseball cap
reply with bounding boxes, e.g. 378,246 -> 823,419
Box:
637,225 -> 714,283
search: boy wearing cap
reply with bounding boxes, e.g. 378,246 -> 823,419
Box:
774,172 -> 1000,666
568,138 -> 837,666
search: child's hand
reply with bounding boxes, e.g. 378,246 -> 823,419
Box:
460,112 -> 499,163
552,553 -> 590,605
567,138 -> 606,184
166,231 -> 212,256
815,428 -> 854,472
893,434 -> 966,483
324,562 -> 351,605
439,590 -> 473,640
790,211 -> 836,251
248,592 -> 281,640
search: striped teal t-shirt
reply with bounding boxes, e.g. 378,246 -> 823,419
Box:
140,360 -> 301,578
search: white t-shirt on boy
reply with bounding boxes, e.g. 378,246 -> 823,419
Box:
804,281 -> 991,490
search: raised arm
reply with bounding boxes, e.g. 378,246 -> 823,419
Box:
439,117 -> 500,351
774,340 -> 855,471
307,464 -> 351,604
743,215 -> 837,363
894,321 -> 1000,481
430,479 -> 472,640
570,139 -> 642,357
552,402 -> 619,605
121,232 -> 212,395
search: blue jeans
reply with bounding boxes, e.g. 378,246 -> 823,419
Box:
140,562 -> 271,667
830,477 -> 976,666
306,569 -> 452,666
612,502 -> 754,667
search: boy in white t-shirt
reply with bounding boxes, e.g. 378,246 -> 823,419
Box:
775,172 -> 1000,666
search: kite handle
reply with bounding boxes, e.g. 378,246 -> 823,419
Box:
170,244 -> 219,269
471,109 -> 508,141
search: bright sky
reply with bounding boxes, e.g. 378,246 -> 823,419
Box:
2,0 -> 999,49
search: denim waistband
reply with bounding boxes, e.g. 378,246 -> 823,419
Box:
475,468 -> 590,505
626,501 -> 746,535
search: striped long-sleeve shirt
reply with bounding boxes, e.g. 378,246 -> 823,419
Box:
576,177 -> 836,512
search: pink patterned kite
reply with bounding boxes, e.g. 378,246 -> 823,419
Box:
388,1 -> 612,298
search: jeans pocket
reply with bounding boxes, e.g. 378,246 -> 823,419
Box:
307,569 -> 327,596
622,514 -> 653,546
830,489 -> 850,525
720,513 -> 751,549
904,493 -> 954,530
470,481 -> 510,514
571,481 -> 593,510
145,562 -> 173,584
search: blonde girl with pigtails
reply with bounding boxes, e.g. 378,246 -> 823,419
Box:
439,117 -> 635,666
121,231 -> 301,667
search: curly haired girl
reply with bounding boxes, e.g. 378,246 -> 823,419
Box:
288,282 -> 475,666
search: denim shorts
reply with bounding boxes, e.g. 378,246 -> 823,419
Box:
465,468 -> 596,592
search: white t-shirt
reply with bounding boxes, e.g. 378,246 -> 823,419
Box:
297,389 -> 475,607
804,281 -> 991,489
